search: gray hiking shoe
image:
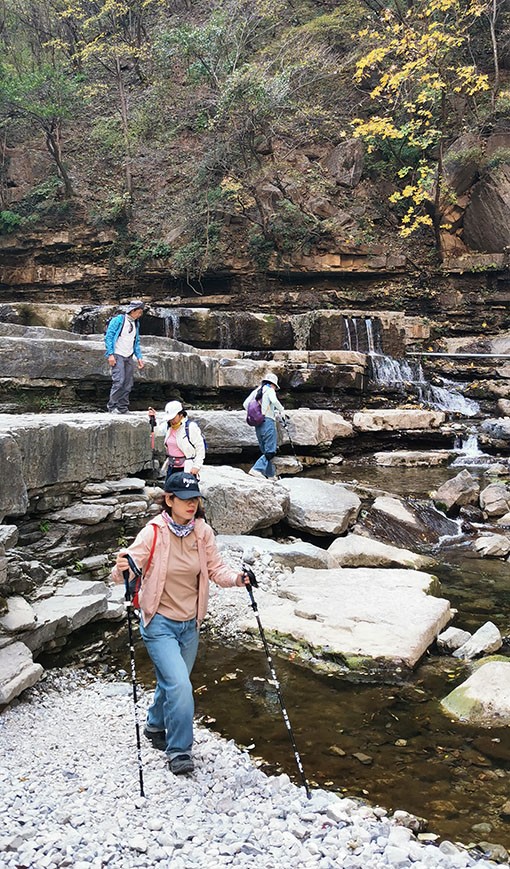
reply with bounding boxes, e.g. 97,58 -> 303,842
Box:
168,754 -> 194,775
144,727 -> 166,751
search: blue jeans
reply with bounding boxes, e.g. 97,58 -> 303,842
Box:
107,354 -> 135,412
140,614 -> 200,759
251,417 -> 278,478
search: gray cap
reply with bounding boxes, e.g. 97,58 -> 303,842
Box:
126,301 -> 145,313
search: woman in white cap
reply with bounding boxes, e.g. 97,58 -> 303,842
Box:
243,372 -> 285,479
148,401 -> 206,479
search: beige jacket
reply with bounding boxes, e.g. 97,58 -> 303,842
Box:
111,514 -> 239,626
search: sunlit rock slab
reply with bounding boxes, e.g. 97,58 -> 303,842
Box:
239,566 -> 452,675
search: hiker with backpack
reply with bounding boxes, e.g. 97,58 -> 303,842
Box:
104,301 -> 145,414
112,471 -> 252,775
244,372 -> 285,480
148,401 -> 206,479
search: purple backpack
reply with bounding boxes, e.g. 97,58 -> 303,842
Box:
246,397 -> 265,427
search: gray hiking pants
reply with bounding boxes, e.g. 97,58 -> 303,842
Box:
107,354 -> 135,412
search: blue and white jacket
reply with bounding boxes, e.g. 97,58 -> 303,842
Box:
104,314 -> 142,359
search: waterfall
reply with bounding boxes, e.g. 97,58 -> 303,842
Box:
164,310 -> 180,339
450,431 -> 492,467
343,317 -> 352,351
461,432 -> 482,456
420,382 -> 480,417
367,332 -> 480,418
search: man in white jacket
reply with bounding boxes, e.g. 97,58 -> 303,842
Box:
148,401 -> 206,479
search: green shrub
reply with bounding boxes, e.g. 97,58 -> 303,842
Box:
0,210 -> 23,234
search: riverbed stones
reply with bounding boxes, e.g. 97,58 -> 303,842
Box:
432,470 -> 480,514
240,566 -> 452,671
473,533 -> 510,557
0,640 -> 43,704
327,534 -> 435,570
353,409 -> 446,431
279,478 -> 361,536
441,660 -> 510,725
452,622 -> 503,660
374,450 -> 452,467
437,626 -> 472,653
216,534 -> 335,569
479,483 -> 510,518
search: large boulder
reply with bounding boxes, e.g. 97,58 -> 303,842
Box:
374,450 -> 452,467
280,478 -> 361,536
480,417 -> 510,449
328,534 -> 435,570
473,533 -> 510,558
432,469 -> 480,514
479,483 -> 510,518
441,660 -> 510,726
0,413 -> 154,520
198,466 -> 289,535
239,566 -> 451,673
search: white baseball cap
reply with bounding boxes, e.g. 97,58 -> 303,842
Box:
164,400 -> 183,418
263,372 -> 279,388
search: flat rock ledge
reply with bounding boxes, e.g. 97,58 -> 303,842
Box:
237,565 -> 452,677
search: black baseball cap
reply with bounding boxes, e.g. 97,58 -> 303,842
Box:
164,472 -> 203,499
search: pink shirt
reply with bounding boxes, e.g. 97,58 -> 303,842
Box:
165,428 -> 186,459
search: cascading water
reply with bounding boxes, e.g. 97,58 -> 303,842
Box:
358,317 -> 481,417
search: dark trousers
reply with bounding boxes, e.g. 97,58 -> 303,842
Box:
107,354 -> 135,412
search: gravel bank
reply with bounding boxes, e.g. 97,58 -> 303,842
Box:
0,670 -> 507,869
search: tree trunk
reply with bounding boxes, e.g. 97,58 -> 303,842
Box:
45,123 -> 73,198
115,53 -> 133,209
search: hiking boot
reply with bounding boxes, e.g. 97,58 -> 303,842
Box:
168,754 -> 194,775
109,408 -> 121,414
248,469 -> 265,479
144,727 -> 166,751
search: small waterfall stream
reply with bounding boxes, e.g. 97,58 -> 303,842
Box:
353,316 -> 481,417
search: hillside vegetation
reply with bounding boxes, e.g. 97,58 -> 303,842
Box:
0,0 -> 509,280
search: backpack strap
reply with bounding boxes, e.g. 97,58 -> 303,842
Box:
184,418 -> 195,447
144,524 -> 158,575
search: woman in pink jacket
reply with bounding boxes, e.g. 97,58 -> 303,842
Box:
112,472 -> 249,775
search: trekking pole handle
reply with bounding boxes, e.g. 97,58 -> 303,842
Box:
122,555 -> 142,603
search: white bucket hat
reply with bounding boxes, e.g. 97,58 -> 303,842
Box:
263,372 -> 279,388
164,400 -> 183,419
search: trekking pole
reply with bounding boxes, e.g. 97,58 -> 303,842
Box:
242,566 -> 311,800
279,415 -> 302,467
148,409 -> 157,485
123,556 -> 145,797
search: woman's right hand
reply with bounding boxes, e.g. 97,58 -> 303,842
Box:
115,551 -> 130,573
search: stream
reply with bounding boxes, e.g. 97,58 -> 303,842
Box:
61,453 -> 510,852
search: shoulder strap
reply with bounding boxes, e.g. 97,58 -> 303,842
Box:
184,418 -> 193,445
144,524 -> 158,576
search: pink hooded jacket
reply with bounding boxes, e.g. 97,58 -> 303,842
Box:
111,514 -> 239,627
